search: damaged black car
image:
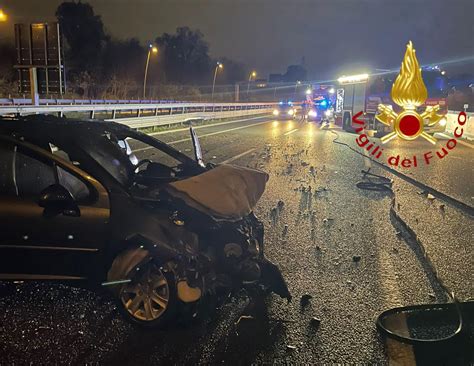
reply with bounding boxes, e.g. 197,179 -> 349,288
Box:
0,116 -> 290,328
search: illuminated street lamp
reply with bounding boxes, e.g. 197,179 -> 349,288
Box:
306,88 -> 312,95
246,70 -> 257,99
143,44 -> 158,99
0,9 -> 7,22
211,62 -> 223,102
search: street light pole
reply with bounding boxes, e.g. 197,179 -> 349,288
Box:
211,62 -> 223,103
143,44 -> 157,99
247,70 -> 256,100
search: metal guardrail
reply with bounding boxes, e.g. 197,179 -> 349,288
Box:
0,99 -> 276,128
109,109 -> 273,129
0,98 -> 196,106
0,101 -> 275,117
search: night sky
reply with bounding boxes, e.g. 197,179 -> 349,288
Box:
1,0 -> 473,80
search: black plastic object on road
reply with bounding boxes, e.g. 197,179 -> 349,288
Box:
356,168 -> 393,192
377,300 -> 474,363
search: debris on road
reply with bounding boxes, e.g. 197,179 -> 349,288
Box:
286,345 -> 297,352
352,255 -> 361,263
310,317 -> 321,327
277,200 -> 285,210
235,315 -> 255,326
300,294 -> 313,307
427,193 -> 435,200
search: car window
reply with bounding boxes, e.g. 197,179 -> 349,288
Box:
15,148 -> 56,198
13,146 -> 91,203
82,134 -> 133,187
0,142 -> 17,196
50,145 -> 91,202
125,137 -> 181,168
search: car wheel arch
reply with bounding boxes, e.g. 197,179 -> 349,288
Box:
106,234 -> 179,290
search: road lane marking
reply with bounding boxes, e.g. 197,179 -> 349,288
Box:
149,115 -> 269,136
283,128 -> 299,136
437,133 -> 474,149
133,120 -> 272,152
220,148 -> 257,164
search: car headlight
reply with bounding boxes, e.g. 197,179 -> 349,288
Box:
308,110 -> 317,117
325,110 -> 332,117
439,117 -> 447,127
288,109 -> 295,116
273,109 -> 279,116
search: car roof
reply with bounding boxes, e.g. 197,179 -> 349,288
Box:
0,115 -> 133,143
0,115 -> 199,167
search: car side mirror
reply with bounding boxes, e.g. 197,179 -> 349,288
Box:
38,184 -> 80,217
376,302 -> 465,345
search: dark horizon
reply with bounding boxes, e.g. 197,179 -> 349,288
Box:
1,0 -> 474,80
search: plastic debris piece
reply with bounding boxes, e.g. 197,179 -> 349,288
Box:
235,315 -> 255,326
300,294 -> 313,307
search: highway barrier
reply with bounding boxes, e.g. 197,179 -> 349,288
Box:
440,110 -> 474,141
0,100 -> 275,128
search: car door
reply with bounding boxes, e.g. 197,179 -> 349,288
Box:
0,138 -> 110,281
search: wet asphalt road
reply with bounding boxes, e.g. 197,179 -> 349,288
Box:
0,115 -> 472,365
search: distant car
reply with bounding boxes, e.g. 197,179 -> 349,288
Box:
306,108 -> 333,123
305,108 -> 319,121
0,116 -> 290,328
272,102 -> 296,120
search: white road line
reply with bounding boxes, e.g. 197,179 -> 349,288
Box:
438,133 -> 474,149
283,128 -> 299,136
133,120 -> 271,153
149,115 -> 268,136
220,148 -> 257,164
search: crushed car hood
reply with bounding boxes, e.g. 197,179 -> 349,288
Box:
164,164 -> 269,221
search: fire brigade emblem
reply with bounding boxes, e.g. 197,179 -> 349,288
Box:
376,41 -> 443,144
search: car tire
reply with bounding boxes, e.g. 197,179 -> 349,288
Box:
109,249 -> 178,328
119,261 -> 177,328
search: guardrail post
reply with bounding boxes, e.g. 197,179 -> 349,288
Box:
170,108 -> 173,115
112,110 -> 116,119
90,110 -> 95,119
137,109 -> 141,117
154,108 -> 158,116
